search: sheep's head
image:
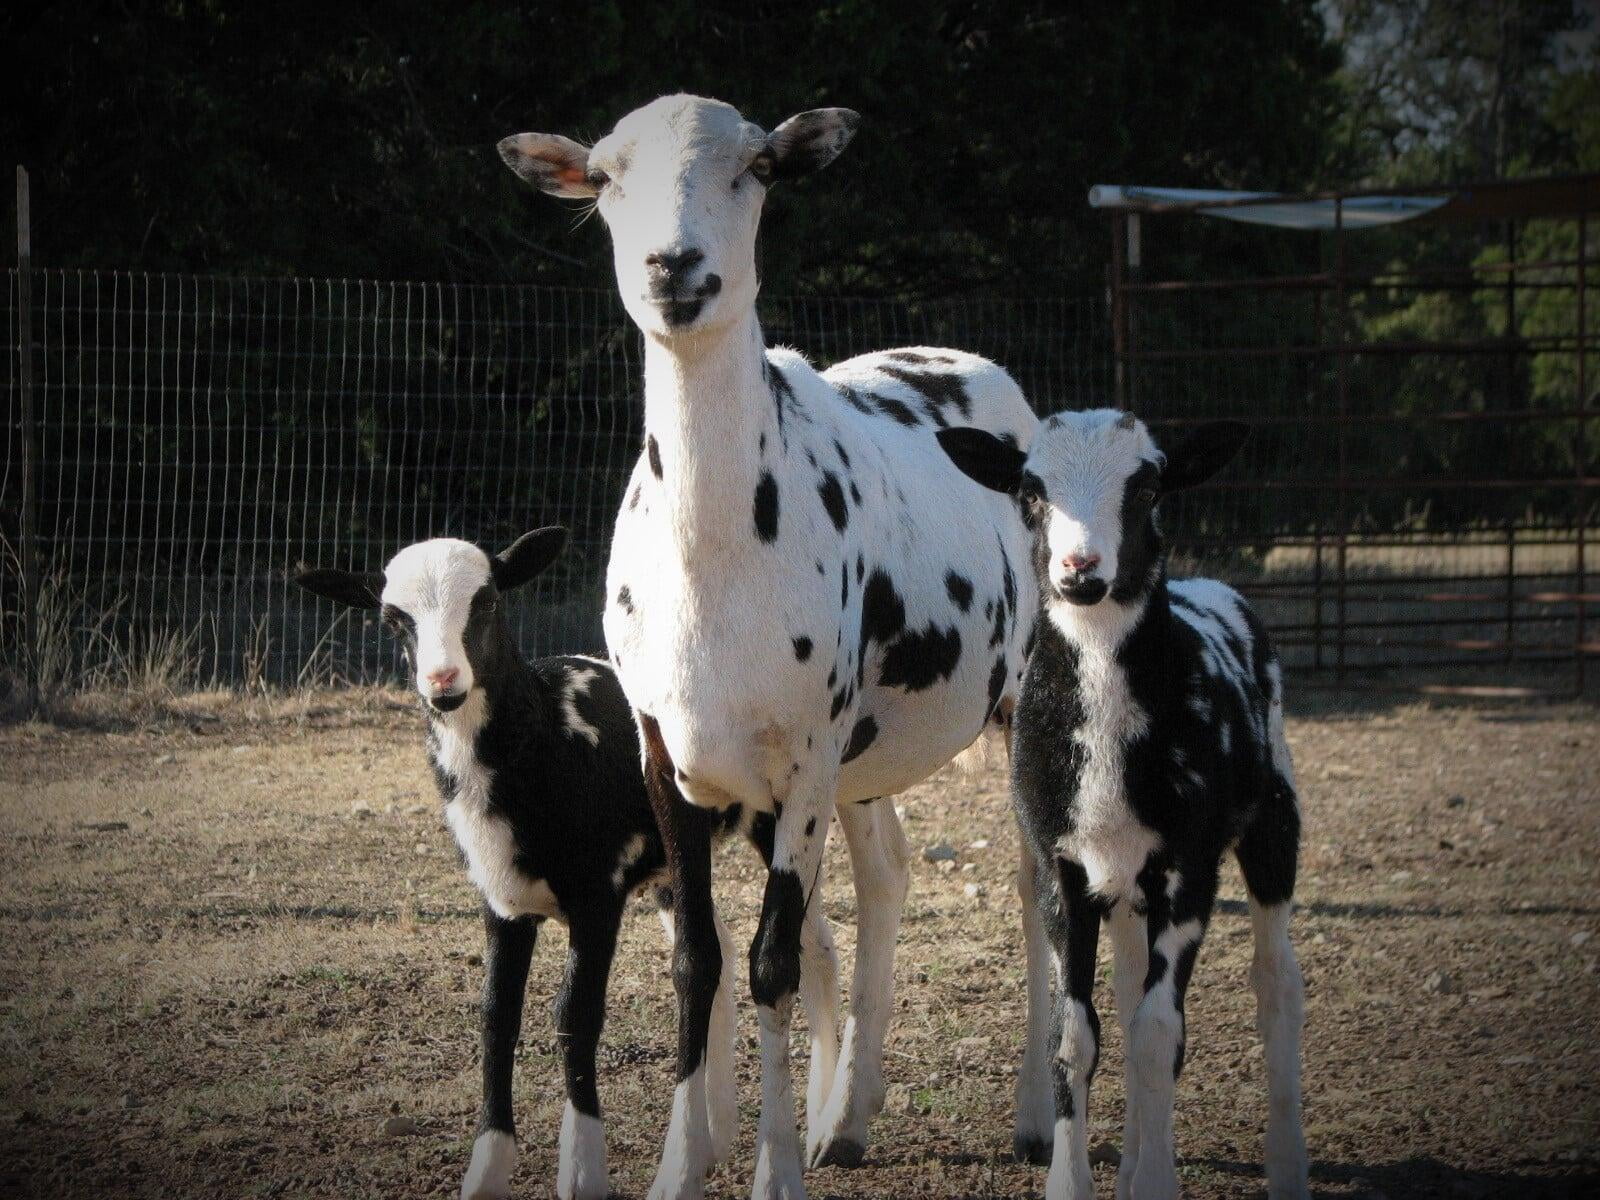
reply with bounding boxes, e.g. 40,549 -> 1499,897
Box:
938,413 -> 1248,609
499,94 -> 858,341
294,528 -> 565,715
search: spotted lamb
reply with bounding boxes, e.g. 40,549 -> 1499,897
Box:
939,412 -> 1309,1200
294,529 -> 835,1200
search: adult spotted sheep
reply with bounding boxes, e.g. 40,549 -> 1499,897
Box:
938,412 -> 1310,1200
500,94 -> 1051,1200
293,530 -> 838,1200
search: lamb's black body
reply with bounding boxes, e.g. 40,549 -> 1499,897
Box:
427,647 -> 754,1153
1012,575 -> 1299,912
935,412 -> 1308,1197
294,530 -> 765,1200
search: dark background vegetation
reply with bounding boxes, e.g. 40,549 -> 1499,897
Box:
4,1 -> 1589,294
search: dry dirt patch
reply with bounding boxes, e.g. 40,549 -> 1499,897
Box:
1,697 -> 1598,1198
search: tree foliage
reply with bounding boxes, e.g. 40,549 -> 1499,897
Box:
5,1 -> 1344,295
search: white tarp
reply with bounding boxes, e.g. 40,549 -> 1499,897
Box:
1087,185 -> 1449,230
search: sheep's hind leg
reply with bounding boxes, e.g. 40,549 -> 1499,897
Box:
1014,837 -> 1057,1165
810,797 -> 908,1169
553,909 -> 620,1200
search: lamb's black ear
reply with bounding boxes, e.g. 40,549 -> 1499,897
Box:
294,566 -> 383,610
936,427 -> 1027,494
492,526 -> 567,591
765,108 -> 860,181
1160,421 -> 1250,493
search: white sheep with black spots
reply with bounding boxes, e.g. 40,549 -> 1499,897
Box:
939,411 -> 1309,1200
500,94 -> 1052,1200
295,530 -> 835,1200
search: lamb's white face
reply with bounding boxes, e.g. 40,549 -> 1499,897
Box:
380,539 -> 496,710
500,94 -> 858,342
1020,410 -> 1163,605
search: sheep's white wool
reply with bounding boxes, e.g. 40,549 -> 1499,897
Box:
562,667 -> 603,747
1047,597 -> 1159,903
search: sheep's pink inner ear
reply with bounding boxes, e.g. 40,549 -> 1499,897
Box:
498,134 -> 595,199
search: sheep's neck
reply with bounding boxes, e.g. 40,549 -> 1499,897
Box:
641,312 -> 772,559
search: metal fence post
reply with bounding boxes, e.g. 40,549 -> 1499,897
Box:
15,166 -> 39,702
1576,212 -> 1588,696
1333,197 -> 1350,687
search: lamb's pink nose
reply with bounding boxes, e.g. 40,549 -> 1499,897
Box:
426,667 -> 460,691
1063,553 -> 1101,574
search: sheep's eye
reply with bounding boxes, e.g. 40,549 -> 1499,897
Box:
585,167 -> 611,191
1138,488 -> 1157,505
748,154 -> 775,183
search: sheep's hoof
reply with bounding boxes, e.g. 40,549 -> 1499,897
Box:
811,1136 -> 866,1169
1013,1134 -> 1051,1166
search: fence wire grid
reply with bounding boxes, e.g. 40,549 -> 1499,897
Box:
2,270 -> 1111,688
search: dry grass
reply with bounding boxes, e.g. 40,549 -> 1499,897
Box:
2,694 -> 1599,1198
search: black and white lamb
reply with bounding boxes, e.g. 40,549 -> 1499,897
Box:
295,529 -> 834,1200
938,412 -> 1308,1200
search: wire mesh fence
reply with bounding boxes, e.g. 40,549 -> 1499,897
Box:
1108,202 -> 1596,697
1,270 -> 1111,689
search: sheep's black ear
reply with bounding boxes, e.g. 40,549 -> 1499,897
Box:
294,566 -> 383,609
497,133 -> 596,198
492,526 -> 567,591
764,109 -> 860,181
936,427 -> 1027,494
1160,421 -> 1250,493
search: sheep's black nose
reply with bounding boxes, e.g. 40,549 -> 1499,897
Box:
645,248 -> 705,290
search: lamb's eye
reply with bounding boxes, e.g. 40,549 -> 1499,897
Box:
585,167 -> 611,191
748,154 -> 774,183
1138,488 -> 1158,505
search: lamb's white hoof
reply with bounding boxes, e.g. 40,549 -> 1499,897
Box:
460,1129 -> 516,1200
557,1103 -> 609,1200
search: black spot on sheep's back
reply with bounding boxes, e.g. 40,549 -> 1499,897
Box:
867,392 -> 921,427
647,434 -> 663,479
879,365 -> 973,423
945,571 -> 974,613
754,472 -> 780,542
792,636 -> 813,662
818,471 -> 849,532
616,585 -> 635,616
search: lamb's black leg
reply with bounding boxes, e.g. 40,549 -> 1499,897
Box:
1037,855 -> 1101,1200
553,907 -> 621,1200
461,906 -> 537,1200
637,713 -> 722,1199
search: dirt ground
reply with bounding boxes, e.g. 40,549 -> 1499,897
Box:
2,691 -> 1598,1199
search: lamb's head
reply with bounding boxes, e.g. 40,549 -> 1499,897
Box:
294,528 -> 566,715
499,94 -> 858,340
938,412 -> 1247,608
